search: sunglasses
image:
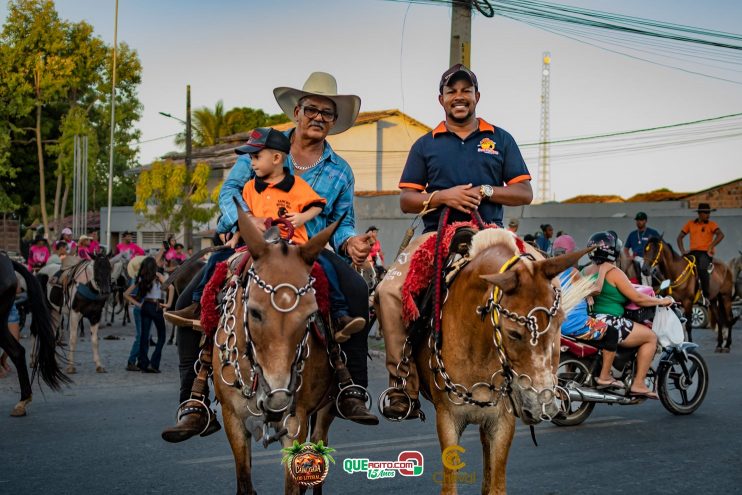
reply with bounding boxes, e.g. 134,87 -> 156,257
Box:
300,105 -> 337,122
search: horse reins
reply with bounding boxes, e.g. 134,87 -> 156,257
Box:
647,241 -> 697,293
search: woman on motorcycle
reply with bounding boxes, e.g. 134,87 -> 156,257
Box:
554,235 -> 622,389
583,231 -> 673,400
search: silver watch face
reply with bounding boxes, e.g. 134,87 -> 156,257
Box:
482,184 -> 494,197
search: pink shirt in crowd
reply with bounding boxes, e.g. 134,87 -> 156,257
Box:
116,242 -> 145,257
78,246 -> 94,260
165,248 -> 186,262
28,245 -> 50,270
89,240 -> 101,255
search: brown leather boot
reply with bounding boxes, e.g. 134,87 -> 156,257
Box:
164,302 -> 201,327
337,389 -> 379,425
334,316 -> 366,343
161,401 -> 221,443
382,390 -> 423,421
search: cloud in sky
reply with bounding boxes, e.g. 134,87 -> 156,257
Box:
2,0 -> 740,200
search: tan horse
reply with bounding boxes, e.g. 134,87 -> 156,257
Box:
412,230 -> 587,495
643,237 -> 736,351
213,207 -> 344,495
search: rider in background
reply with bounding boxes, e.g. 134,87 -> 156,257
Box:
77,235 -> 94,260
59,228 -> 77,255
676,203 -> 724,306
623,211 -> 660,285
583,231 -> 673,400
27,235 -> 50,271
554,235 -> 622,389
115,231 -> 146,259
535,223 -> 554,255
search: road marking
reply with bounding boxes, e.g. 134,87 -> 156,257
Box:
179,415 -> 639,467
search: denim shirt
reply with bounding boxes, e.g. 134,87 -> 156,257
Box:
216,129 -> 357,252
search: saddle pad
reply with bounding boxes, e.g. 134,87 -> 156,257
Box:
401,221 -> 481,325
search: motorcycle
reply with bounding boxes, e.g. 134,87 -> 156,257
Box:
553,280 -> 709,426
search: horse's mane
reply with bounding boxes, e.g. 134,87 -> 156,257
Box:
647,236 -> 678,256
469,229 -> 519,258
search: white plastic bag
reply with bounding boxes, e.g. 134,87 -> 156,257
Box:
653,306 -> 685,347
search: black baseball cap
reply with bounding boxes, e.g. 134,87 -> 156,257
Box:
634,212 -> 648,220
235,127 -> 291,155
366,225 -> 379,233
439,64 -> 478,93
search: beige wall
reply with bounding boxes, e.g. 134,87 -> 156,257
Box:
327,115 -> 428,191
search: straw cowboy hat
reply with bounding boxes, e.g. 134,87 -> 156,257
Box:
127,255 -> 146,279
273,72 -> 361,135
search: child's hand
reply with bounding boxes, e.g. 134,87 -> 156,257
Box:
285,212 -> 306,228
225,235 -> 240,249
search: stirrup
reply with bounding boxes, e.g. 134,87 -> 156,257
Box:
335,383 -> 372,420
378,387 -> 414,422
175,398 -> 212,437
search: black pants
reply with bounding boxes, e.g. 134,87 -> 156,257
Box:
175,269 -> 207,404
690,250 -> 712,297
174,250 -> 371,403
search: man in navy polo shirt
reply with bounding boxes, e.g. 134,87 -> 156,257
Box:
375,64 -> 533,420
624,211 -> 660,284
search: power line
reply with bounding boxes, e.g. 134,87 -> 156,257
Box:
134,133 -> 179,145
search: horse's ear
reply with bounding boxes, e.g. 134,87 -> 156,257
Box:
234,196 -> 267,260
298,215 -> 344,266
539,247 -> 593,280
480,271 -> 519,294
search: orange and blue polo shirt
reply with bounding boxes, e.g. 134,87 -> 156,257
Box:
681,219 -> 720,252
242,171 -> 326,245
399,118 -> 531,231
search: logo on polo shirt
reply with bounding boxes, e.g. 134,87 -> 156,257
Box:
477,138 -> 498,155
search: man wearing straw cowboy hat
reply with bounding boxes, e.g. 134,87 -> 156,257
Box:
677,202 -> 725,305
162,72 -> 378,443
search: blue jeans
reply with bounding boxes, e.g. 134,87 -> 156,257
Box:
192,248 -> 235,303
317,251 -> 350,320
138,301 -> 166,370
128,305 -> 142,365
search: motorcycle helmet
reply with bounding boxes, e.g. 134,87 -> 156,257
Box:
587,231 -> 618,263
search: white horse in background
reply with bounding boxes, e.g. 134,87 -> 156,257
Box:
48,254 -> 112,374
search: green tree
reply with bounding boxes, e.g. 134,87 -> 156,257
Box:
134,160 -> 218,236
176,102 -> 289,148
0,0 -> 143,232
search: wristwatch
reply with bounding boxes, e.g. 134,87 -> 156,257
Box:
480,184 -> 494,200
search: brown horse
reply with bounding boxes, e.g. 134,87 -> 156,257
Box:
411,229 -> 586,495
213,207 -> 342,495
642,237 -> 736,351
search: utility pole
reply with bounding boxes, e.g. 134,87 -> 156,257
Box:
537,52 -> 552,203
450,0 -> 472,67
105,0 -> 118,253
183,84 -> 193,249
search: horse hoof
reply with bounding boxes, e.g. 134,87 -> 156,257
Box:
714,347 -> 722,353
10,398 -> 31,417
96,366 -> 107,373
721,348 -> 731,353
66,366 -> 77,374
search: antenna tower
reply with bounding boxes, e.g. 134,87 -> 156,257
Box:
537,52 -> 551,203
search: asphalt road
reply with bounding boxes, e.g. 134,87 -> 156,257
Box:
1,318 -> 741,495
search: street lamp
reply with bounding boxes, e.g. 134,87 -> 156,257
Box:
158,85 -> 193,248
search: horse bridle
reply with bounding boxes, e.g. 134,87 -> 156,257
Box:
646,240 -> 697,292
432,254 -> 562,419
215,262 -> 316,442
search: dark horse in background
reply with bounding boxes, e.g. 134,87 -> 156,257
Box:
0,253 -> 70,416
643,237 -> 737,351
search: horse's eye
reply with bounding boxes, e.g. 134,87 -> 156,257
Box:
507,330 -> 523,341
249,308 -> 263,322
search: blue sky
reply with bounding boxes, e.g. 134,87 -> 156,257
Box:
2,0 -> 741,200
